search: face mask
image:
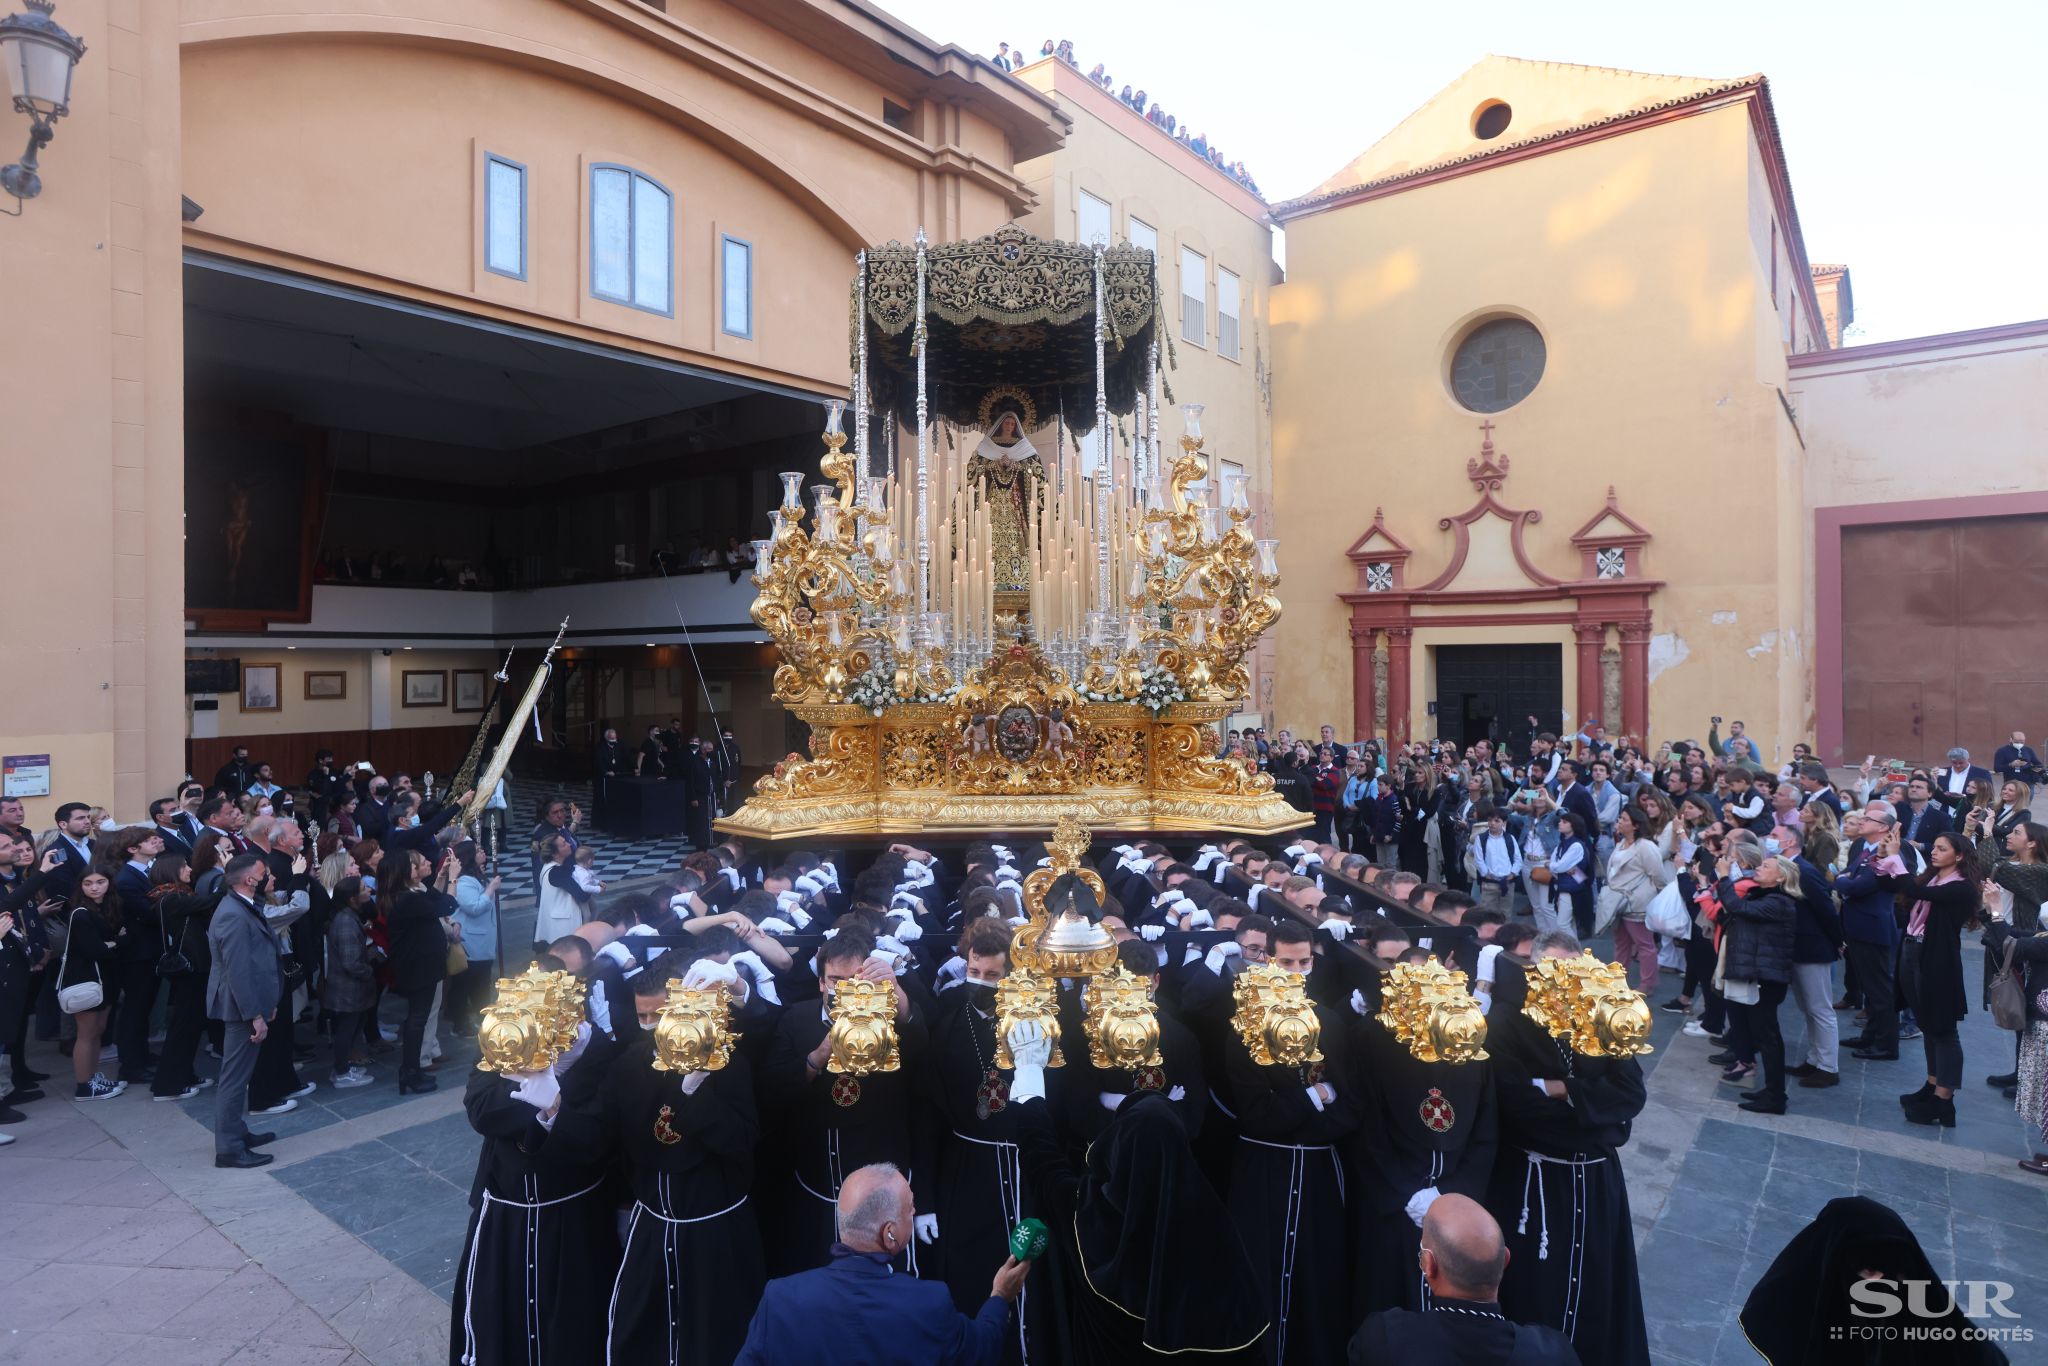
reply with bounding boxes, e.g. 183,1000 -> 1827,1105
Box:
1763,838 -> 1781,856
964,976 -> 1001,1010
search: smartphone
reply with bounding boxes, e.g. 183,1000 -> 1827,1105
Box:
1865,754 -> 1876,767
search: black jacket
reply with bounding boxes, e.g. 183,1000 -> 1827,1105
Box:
1721,884 -> 1797,986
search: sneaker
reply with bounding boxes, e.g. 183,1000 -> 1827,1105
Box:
285,1081 -> 318,1100
91,1074 -> 127,1098
1660,998 -> 1692,1014
1899,1023 -> 1923,1041
250,1098 -> 298,1116
74,1077 -> 123,1102
153,1086 -> 202,1103
197,1077 -> 216,1090
0,1131 -> 14,1145
1681,1021 -> 1710,1038
330,1069 -> 373,1090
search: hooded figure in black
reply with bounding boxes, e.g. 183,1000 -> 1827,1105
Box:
1013,1058 -> 1269,1363
1739,1195 -> 2009,1364
1481,952 -> 1648,1366
447,1028 -> 619,1366
1344,985 -> 1498,1318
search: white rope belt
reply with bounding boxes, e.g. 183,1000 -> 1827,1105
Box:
950,1129 -> 1020,1148
479,1176 -> 605,1211
1238,1135 -> 1334,1152
632,1193 -> 748,1225
1516,1150 -> 1605,1261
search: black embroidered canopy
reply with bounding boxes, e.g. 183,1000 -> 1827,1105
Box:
857,225 -> 1159,434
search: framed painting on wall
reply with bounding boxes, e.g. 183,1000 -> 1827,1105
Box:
402,670 -> 448,708
303,671 -> 347,701
241,663 -> 282,712
184,422 -> 325,631
453,670 -> 488,713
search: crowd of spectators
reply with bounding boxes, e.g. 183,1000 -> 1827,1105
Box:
1225,717 -> 2044,1139
315,532 -> 754,593
989,39 -> 1263,196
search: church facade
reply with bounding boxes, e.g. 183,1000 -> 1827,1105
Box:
1270,56 -> 2048,765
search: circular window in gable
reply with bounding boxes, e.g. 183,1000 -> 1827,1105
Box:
1473,100 -> 1513,140
1449,316 -> 1546,413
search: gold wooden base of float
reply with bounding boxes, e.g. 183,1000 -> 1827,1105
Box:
715,684 -> 1308,842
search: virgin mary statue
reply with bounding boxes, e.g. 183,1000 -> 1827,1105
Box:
966,401 -> 1045,593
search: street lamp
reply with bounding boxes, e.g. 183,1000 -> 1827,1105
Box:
0,0 -> 87,211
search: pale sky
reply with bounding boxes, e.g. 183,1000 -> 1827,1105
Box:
880,0 -> 2048,344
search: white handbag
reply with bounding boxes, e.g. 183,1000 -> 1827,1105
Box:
56,908 -> 105,1014
1644,880 -> 1691,940
1592,886 -> 1628,937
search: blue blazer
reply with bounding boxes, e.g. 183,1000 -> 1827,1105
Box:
735,1248 -> 1007,1366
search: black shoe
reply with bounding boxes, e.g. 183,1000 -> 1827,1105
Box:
1905,1094 -> 1956,1128
1833,996 -> 1856,1011
1707,1051 -> 1737,1066
1740,1096 -> 1788,1115
1841,1036 -> 1872,1050
1854,1047 -> 1900,1061
1987,1072 -> 2019,1088
398,1075 -> 438,1095
215,1149 -> 274,1169
17,1068 -> 49,1083
1785,1063 -> 1817,1078
1660,998 -> 1692,1014
1799,1071 -> 1842,1088
1740,1088 -> 1771,1102
2004,1084 -> 2019,1100
0,1104 -> 24,1124
8,1087 -> 45,1104
1900,1081 -> 1936,1106
245,1131 -> 277,1148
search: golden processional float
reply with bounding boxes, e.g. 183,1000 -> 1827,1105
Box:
716,225 -> 1304,841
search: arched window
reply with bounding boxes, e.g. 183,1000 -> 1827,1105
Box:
590,165 -> 673,315
1449,316 -> 1546,413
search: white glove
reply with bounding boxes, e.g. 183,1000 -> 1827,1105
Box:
819,861 -> 840,888
1204,941 -> 1242,975
874,935 -> 909,959
1139,923 -> 1165,942
1099,1090 -> 1125,1112
680,1070 -> 711,1096
1184,907 -> 1215,930
556,1021 -> 593,1074
757,917 -> 797,936
890,917 -> 924,943
787,905 -> 812,930
682,959 -> 740,990
1284,844 -> 1306,860
1476,943 -> 1503,984
989,844 -> 1013,862
1246,885 -> 1265,908
722,867 -> 743,891
1212,862 -> 1229,883
934,956 -> 968,990
1167,1085 -> 1186,1102
509,1065 -> 561,1115
1156,890 -> 1190,913
730,951 -> 781,1006
913,1213 -> 939,1245
1349,988 -> 1370,1017
794,872 -> 828,897
1006,1020 -> 1052,1103
891,890 -> 926,914
776,889 -> 806,914
1322,920 -> 1352,942
993,867 -> 1022,885
1300,852 -> 1324,868
1182,943 -> 1205,968
1405,1186 -> 1442,1228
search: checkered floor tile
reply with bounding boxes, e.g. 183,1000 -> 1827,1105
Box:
493,775 -> 697,912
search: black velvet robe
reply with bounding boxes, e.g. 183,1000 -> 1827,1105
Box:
1482,1005 -> 1648,1366
1343,1015 -> 1498,1318
598,1041 -> 763,1366
1224,1004 -> 1359,1366
755,998 -> 929,1275
447,1044 -> 619,1366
